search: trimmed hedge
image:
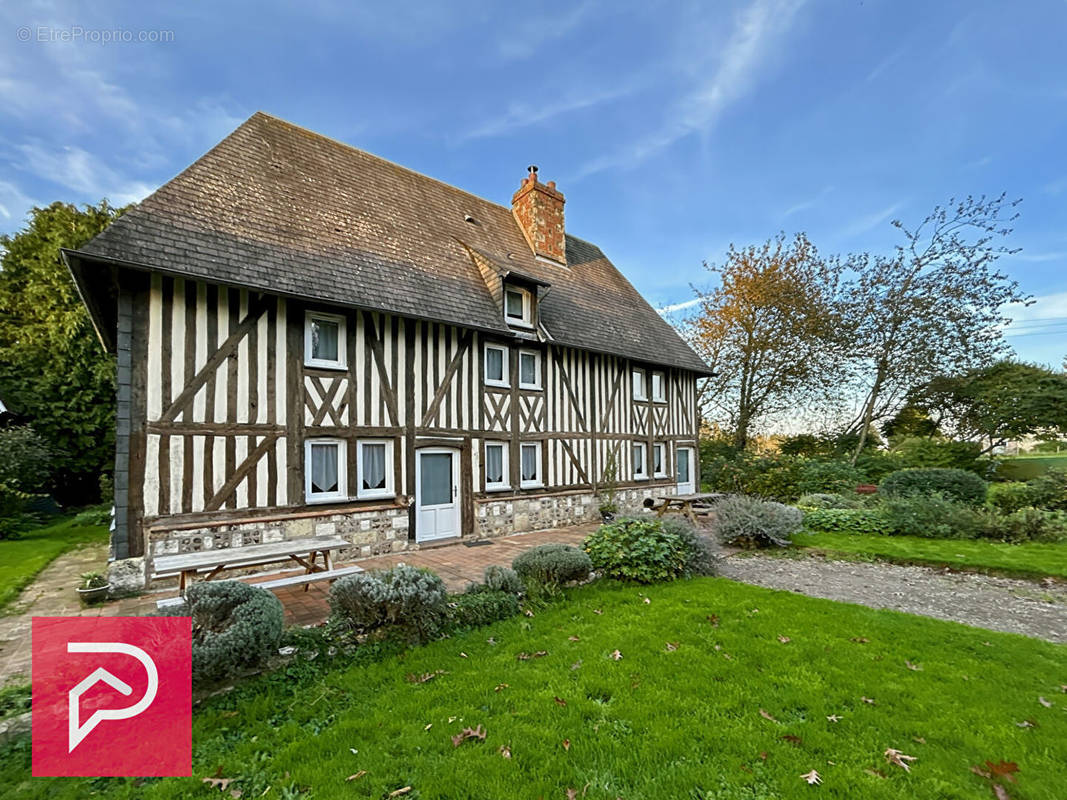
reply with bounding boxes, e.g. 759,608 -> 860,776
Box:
713,495 -> 803,548
879,468 -> 988,505
512,544 -> 591,590
329,564 -> 449,644
450,590 -> 520,628
803,508 -> 892,536
883,495 -> 985,539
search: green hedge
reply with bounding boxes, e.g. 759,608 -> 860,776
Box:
803,508 -> 892,536
879,468 -> 988,505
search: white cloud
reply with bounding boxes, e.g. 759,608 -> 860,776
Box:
0,180 -> 39,223
657,296 -> 703,314
495,1 -> 594,60
575,0 -> 807,179
840,202 -> 903,238
15,142 -> 155,206
1011,251 -> 1067,263
782,185 -> 833,218
1005,291 -> 1067,325
459,83 -> 639,141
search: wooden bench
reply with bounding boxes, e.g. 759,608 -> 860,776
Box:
155,564 -> 364,610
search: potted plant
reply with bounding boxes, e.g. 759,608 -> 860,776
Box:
77,572 -> 110,604
597,451 -> 620,522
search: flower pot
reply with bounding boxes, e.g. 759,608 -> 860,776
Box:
600,511 -> 616,523
77,584 -> 110,604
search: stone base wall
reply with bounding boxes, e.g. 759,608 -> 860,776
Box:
475,485 -> 674,537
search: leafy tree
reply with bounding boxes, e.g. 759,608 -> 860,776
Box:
909,360 -> 1067,454
840,194 -> 1029,463
686,233 -> 845,449
881,404 -> 940,441
0,425 -> 51,492
0,201 -> 125,504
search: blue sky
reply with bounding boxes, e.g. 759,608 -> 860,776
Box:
2,0 -> 1065,366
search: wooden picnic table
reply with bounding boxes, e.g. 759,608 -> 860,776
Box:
153,534 -> 350,593
654,492 -> 726,526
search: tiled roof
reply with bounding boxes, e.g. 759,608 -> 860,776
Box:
74,112 -> 710,373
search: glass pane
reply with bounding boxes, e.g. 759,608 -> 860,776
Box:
520,353 -> 537,385
633,444 -> 644,475
310,443 -> 339,494
486,347 -> 503,381
521,445 -> 538,482
485,445 -> 504,484
632,370 -> 645,397
311,318 -> 339,362
654,445 -> 663,473
420,453 -> 452,505
653,373 -> 663,399
506,290 -> 524,318
362,443 -> 386,491
676,449 -> 689,483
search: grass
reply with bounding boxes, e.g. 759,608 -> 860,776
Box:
0,515 -> 108,610
997,455 -> 1067,481
3,578 -> 1065,798
794,531 -> 1067,580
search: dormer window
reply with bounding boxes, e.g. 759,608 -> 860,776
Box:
504,286 -> 534,328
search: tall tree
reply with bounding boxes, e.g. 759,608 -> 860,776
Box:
0,201 -> 126,504
909,360 -> 1067,454
685,232 -> 845,450
841,194 -> 1029,463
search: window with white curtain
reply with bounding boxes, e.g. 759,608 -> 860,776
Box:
304,312 -> 346,369
484,343 -> 509,387
651,371 -> 666,403
653,443 -> 667,477
484,441 -> 509,490
632,368 -> 647,401
520,442 -> 541,487
504,286 -> 533,327
518,350 -> 541,389
357,439 -> 394,499
632,441 -> 647,479
305,439 -> 346,502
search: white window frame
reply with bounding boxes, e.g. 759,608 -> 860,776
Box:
632,368 -> 647,401
653,442 -> 668,478
304,438 -> 347,503
356,439 -> 394,500
632,441 -> 648,480
519,441 -> 542,488
484,441 -> 510,492
484,343 -> 509,388
518,349 -> 542,390
651,371 -> 666,403
304,311 -> 347,370
504,286 -> 534,329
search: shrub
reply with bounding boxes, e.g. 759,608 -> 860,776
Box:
713,495 -> 803,548
987,482 -> 1036,514
880,468 -> 988,505
979,508 -> 1067,544
793,460 -> 864,496
891,436 -> 987,473
329,564 -> 449,645
512,544 -> 591,590
584,518 -> 689,583
660,516 -> 719,576
1026,468 -> 1067,511
803,508 -> 892,536
0,426 -> 51,493
450,590 -> 520,628
796,493 -> 863,509
854,450 -> 908,483
161,581 -> 284,686
883,495 -> 985,539
482,564 -> 524,595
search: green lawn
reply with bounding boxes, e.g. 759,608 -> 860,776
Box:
997,454 -> 1067,480
3,578 -> 1065,798
0,516 -> 108,610
794,531 -> 1067,579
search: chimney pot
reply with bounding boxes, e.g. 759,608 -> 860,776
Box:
512,167 -> 566,265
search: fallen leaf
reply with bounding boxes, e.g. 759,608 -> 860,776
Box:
707,614 -> 720,627
1014,719 -> 1037,728
202,777 -> 234,792
992,785 -> 1011,800
516,650 -> 548,661
759,751 -> 768,761
850,637 -> 869,644
610,649 -> 623,661
220,710 -> 239,718
665,641 -> 679,652
1038,696 -> 1052,708
568,635 -> 580,642
861,696 -> 876,705
723,652 -> 733,660
759,708 -> 779,723
567,789 -> 577,800
494,683 -> 509,692
562,738 -> 571,751
781,734 -> 803,747
424,723 -> 432,731
524,609 -> 534,617
487,637 -> 496,645
864,768 -> 887,779
593,608 -> 603,615
447,716 -> 456,723
749,608 -> 759,614
643,597 -> 651,604
405,670 -> 445,684
554,696 -> 567,707
230,791 -> 242,799
912,736 -> 925,744
451,725 -> 487,748
777,635 -> 791,644
388,788 -> 412,798
905,661 -> 922,671
570,660 -> 582,670
826,714 -> 842,723
345,771 -> 367,782
800,769 -> 821,785
1060,684 -> 1067,693
499,745 -> 511,759
459,652 -> 468,658
884,748 -> 917,772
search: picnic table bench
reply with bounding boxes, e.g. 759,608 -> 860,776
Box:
647,492 -> 726,526
153,534 -> 361,609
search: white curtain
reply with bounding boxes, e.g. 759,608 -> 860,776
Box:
486,347 -> 503,381
313,319 -> 339,361
362,443 -> 386,490
521,445 -> 537,482
311,443 -> 338,493
633,444 -> 644,475
520,354 -> 536,385
486,445 -> 504,483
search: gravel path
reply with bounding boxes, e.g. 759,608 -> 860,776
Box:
718,552 -> 1067,644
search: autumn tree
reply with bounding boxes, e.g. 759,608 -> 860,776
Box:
0,201 -> 126,504
840,194 -> 1029,463
909,360 -> 1067,454
686,233 -> 845,450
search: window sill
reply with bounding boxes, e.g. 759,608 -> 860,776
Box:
304,360 -> 347,371
633,475 -> 649,481
485,484 -> 512,493
518,384 -> 543,391
357,491 -> 395,501
305,494 -> 349,505
633,395 -> 648,403
485,379 -> 510,389
652,398 -> 667,404
520,481 -> 543,490
653,473 -> 669,479
506,319 -> 535,330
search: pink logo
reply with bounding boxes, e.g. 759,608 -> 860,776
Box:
32,617 -> 191,777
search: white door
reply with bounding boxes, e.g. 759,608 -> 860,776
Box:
676,447 -> 695,495
415,448 -> 460,542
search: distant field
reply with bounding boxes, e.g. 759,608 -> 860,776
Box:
997,455 -> 1067,480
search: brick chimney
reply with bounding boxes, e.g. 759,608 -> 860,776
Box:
511,166 -> 566,265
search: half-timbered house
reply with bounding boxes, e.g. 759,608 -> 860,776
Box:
64,112 -> 711,588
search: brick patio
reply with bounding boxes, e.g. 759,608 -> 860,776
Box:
0,524 -> 595,686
